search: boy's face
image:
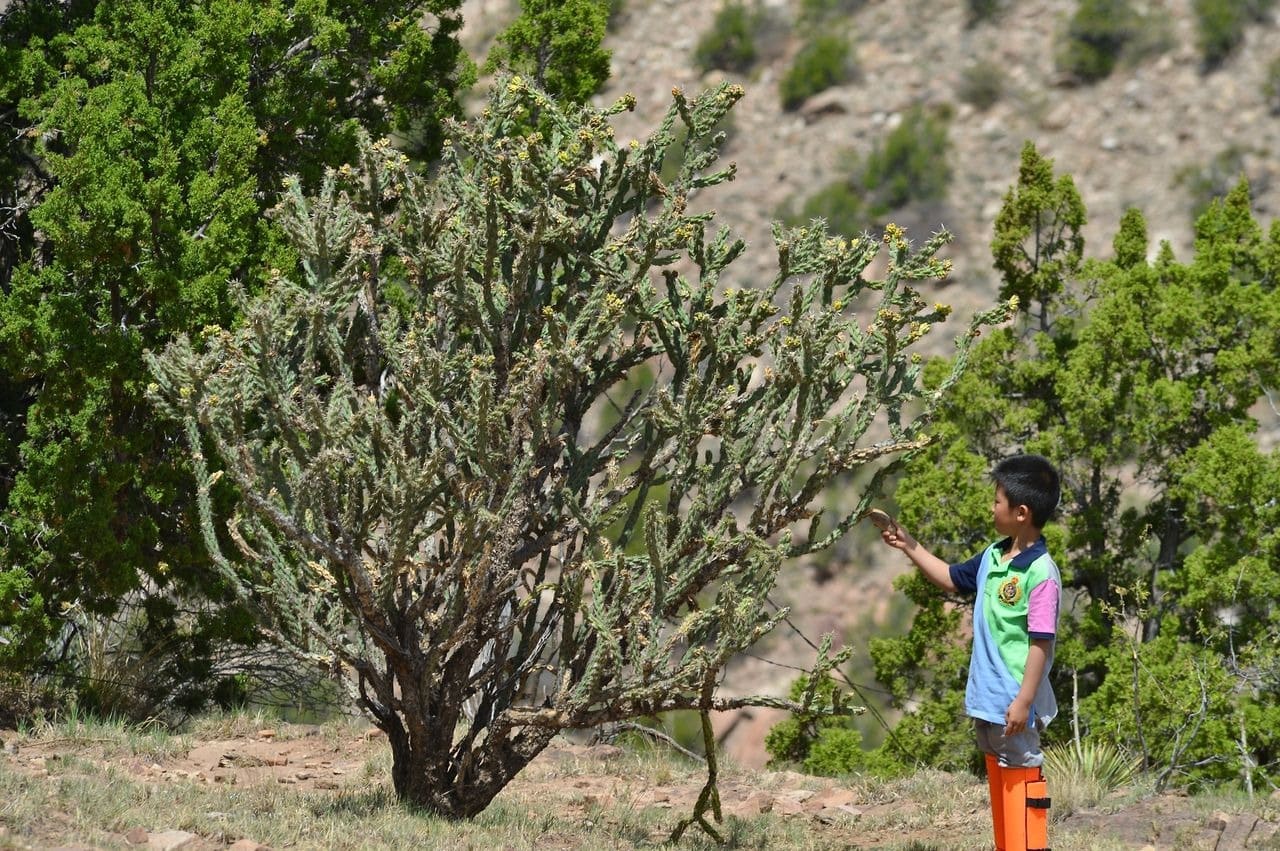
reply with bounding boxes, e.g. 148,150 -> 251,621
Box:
993,484 -> 1028,536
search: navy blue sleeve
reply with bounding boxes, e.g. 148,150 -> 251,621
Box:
948,550 -> 983,594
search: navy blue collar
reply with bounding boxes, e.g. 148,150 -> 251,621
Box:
995,536 -> 1047,570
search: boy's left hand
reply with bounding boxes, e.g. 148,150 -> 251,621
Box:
1004,698 -> 1032,737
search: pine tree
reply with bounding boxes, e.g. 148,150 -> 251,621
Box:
149,78 -> 1009,816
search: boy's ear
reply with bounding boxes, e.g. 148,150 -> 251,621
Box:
1015,503 -> 1032,523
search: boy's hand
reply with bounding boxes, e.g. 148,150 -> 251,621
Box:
1004,697 -> 1032,737
879,522 -> 916,553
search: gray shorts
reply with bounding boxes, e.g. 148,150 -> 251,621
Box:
974,718 -> 1044,768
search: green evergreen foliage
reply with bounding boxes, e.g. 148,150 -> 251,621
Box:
765,673 -> 906,776
861,107 -> 952,211
694,1 -> 769,73
1058,0 -> 1138,82
779,32 -> 857,111
990,141 -> 1086,325
0,0 -> 473,716
485,0 -> 611,106
791,106 -> 951,236
797,0 -> 866,25
1192,0 -> 1273,67
148,78 -> 1010,817
1265,54 -> 1280,114
872,142 -> 1280,789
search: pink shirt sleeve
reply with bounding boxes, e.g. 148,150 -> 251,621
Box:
1028,580 -> 1059,637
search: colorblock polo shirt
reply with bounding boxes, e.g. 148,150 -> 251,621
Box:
949,537 -> 1061,727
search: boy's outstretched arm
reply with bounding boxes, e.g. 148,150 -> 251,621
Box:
879,523 -> 958,593
1004,638 -> 1052,736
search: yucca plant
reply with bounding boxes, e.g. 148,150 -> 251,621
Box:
1043,739 -> 1141,816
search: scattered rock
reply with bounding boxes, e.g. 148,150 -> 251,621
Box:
256,729 -> 276,740
228,840 -> 271,851
584,744 -> 624,761
799,89 -> 848,124
1217,813 -> 1258,848
146,830 -> 198,851
1250,820 -> 1279,845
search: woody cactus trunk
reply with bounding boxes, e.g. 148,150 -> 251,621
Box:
147,77 -> 1007,818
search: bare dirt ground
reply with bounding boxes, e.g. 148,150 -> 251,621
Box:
2,723 -> 1278,850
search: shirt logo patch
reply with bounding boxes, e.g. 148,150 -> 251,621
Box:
998,575 -> 1022,605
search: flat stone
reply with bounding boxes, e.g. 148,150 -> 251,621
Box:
1248,820 -> 1279,846
1218,813 -> 1258,849
147,830 -> 198,851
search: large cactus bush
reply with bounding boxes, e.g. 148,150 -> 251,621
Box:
147,76 -> 1006,818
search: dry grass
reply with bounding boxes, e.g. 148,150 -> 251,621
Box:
0,713 -> 1270,850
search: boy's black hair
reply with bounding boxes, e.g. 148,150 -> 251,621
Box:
992,454 -> 1060,529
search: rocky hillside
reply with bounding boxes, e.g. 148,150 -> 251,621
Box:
471,0 -> 1279,317
459,0 -> 1280,766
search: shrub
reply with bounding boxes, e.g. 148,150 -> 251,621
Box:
860,105 -> 952,212
1265,55 -> 1280,114
1193,0 -> 1273,67
1195,0 -> 1246,66
957,59 -> 1005,110
798,0 -> 866,25
1175,146 -> 1250,223
785,105 -> 951,235
1058,0 -> 1137,82
765,674 -> 908,777
694,1 -> 768,73
788,178 -> 865,237
779,32 -> 857,111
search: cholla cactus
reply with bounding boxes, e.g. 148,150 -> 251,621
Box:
147,77 -> 1008,818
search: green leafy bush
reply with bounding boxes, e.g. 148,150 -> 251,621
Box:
1266,55 -> 1280,114
765,674 -> 906,777
787,178 -> 863,238
1058,0 -> 1137,82
798,0 -> 866,25
779,32 -> 857,111
860,106 -> 952,212
786,106 -> 951,235
694,1 -> 773,73
957,59 -> 1005,110
1193,0 -> 1274,67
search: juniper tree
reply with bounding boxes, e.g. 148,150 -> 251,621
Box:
148,78 -> 1008,817
872,144 -> 1280,786
0,0 -> 471,709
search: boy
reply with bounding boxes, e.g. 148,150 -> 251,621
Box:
878,454 -> 1061,851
